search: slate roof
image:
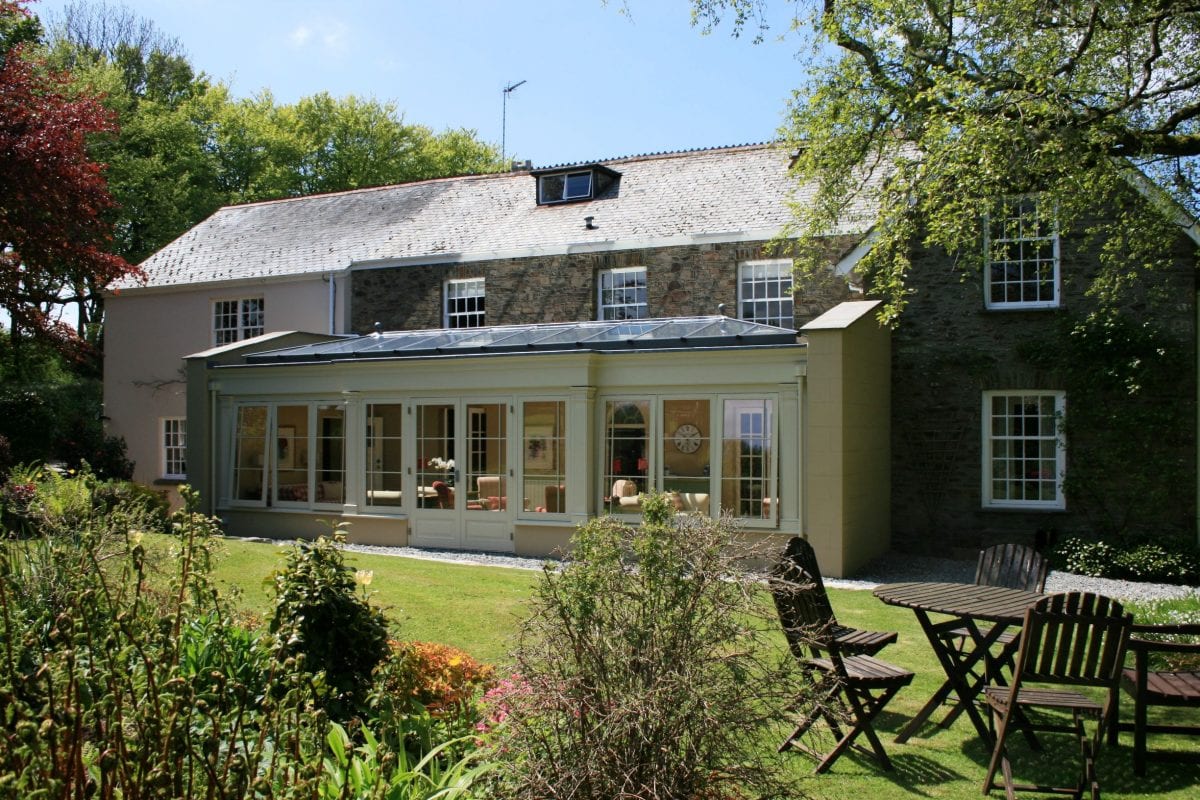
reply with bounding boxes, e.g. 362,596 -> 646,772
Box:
124,143 -> 877,291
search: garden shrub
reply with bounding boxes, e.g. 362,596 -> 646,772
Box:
0,484 -> 327,798
1053,534 -> 1200,584
0,378 -> 132,480
269,528 -> 392,722
1112,540 -> 1200,584
94,478 -> 171,531
1053,536 -> 1117,578
1,478 -> 491,798
378,639 -> 495,714
488,492 -> 796,800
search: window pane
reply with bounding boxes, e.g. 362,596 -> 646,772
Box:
987,197 -> 1058,308
466,403 -> 507,513
417,404 -> 455,509
275,405 -> 309,503
447,278 -> 485,328
234,406 -> 267,501
316,404 -> 344,504
539,174 -> 565,203
215,298 -> 264,344
242,298 -> 265,338
524,401 -> 567,513
603,400 -> 649,514
662,399 -> 710,515
721,399 -> 774,519
564,172 -> 592,199
366,403 -> 404,507
214,300 -> 239,345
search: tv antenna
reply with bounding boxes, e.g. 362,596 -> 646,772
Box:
502,79 -> 526,167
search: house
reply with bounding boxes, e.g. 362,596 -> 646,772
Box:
103,143 -> 1198,575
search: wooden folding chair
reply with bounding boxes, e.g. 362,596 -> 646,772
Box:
770,560 -> 913,773
983,592 -> 1132,800
938,543 -> 1050,730
1107,622 -> 1200,775
776,537 -> 898,656
976,543 -> 1051,592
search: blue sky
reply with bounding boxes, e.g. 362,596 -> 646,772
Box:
32,0 -> 812,167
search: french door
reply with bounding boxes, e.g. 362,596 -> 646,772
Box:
410,398 -> 512,551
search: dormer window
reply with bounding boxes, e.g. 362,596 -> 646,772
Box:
532,164 -> 620,205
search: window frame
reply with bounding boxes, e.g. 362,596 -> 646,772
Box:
598,266 -> 648,321
226,401 -> 346,510
596,392 -> 780,526
981,390 -> 1066,510
213,297 -> 265,346
161,417 -> 187,480
737,259 -> 795,328
444,278 -> 486,329
984,197 -> 1061,310
538,170 -> 592,204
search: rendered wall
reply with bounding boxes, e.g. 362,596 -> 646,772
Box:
801,301 -> 892,577
103,276 -> 346,505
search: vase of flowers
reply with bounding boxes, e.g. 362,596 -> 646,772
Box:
429,456 -> 456,486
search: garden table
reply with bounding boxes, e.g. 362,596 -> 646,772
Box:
873,581 -> 1045,745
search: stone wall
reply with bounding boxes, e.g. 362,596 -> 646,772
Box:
348,240 -> 857,333
888,223 -> 1197,556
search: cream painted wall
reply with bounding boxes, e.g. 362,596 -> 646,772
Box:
103,276 -> 347,500
801,301 -> 891,577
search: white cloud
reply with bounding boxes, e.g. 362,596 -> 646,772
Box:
287,19 -> 350,56
320,21 -> 350,54
289,25 -> 312,47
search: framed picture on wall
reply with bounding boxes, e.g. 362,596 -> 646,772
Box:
526,426 -> 554,471
278,426 -> 295,469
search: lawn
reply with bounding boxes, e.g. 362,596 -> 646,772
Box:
145,533 -> 539,664
182,534 -> 1199,800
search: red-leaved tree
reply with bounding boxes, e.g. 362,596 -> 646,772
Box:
0,0 -> 140,364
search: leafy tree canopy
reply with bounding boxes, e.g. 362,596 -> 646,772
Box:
1,0 -> 137,360
214,91 -> 504,203
693,0 -> 1200,322
28,0 -> 502,355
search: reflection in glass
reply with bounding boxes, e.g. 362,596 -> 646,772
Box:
721,399 -> 774,519
366,403 -> 404,507
524,401 -> 566,513
235,406 -> 267,501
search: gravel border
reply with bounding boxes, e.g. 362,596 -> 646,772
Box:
234,539 -> 1199,605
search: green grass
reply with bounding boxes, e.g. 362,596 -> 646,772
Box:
145,533 -> 539,665
161,534 -> 1199,799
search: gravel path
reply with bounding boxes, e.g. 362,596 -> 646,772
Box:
328,542 -> 1198,605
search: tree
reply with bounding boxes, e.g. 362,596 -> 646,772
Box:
42,2 -> 501,316
45,1 -> 228,270
692,0 -> 1199,322
0,0 -> 138,362
213,91 -> 503,203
